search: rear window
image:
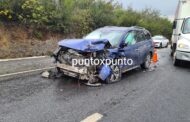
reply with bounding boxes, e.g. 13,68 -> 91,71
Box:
153,36 -> 165,40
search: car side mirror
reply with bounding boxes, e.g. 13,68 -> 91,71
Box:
173,20 -> 177,29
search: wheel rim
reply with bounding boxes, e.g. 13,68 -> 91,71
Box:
110,65 -> 120,82
145,55 -> 151,68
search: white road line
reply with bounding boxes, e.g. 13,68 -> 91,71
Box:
81,113 -> 103,122
0,67 -> 55,78
0,56 -> 48,62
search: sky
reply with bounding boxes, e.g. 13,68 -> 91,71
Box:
117,0 -> 179,20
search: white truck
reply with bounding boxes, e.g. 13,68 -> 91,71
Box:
171,0 -> 190,66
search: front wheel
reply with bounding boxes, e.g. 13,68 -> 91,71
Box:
171,43 -> 176,57
160,43 -> 163,48
173,53 -> 180,66
173,58 -> 180,66
141,54 -> 151,69
105,65 -> 122,84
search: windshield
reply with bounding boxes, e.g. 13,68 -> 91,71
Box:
182,18 -> 190,34
152,36 -> 165,40
84,30 -> 124,47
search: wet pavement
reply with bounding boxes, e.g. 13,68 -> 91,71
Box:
0,48 -> 190,122
0,57 -> 54,75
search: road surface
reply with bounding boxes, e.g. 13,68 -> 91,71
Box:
0,48 -> 190,122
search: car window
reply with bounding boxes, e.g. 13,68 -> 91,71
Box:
153,36 -> 164,40
101,31 -> 123,47
144,31 -> 151,40
182,18 -> 190,34
136,31 -> 146,42
124,31 -> 137,45
84,30 -> 124,47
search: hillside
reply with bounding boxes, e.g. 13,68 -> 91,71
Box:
0,0 -> 173,58
0,24 -> 63,58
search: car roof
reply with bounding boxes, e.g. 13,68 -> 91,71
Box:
97,26 -> 146,32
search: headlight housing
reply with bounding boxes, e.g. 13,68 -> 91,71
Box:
178,43 -> 190,49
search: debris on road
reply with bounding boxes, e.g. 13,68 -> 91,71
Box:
148,63 -> 158,72
84,82 -> 102,87
41,71 -> 50,78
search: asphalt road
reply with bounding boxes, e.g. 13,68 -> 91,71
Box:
0,56 -> 54,75
0,48 -> 190,122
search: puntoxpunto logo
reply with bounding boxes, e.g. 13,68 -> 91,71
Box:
71,57 -> 133,67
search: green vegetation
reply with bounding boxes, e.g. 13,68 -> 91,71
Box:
0,0 -> 172,39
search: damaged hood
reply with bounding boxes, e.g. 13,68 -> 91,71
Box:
58,39 -> 109,52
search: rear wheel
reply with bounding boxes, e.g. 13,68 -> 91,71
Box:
105,65 -> 122,84
141,54 -> 151,69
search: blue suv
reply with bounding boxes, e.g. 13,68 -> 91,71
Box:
53,26 -> 154,84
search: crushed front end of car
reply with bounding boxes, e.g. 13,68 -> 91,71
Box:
53,39 -> 116,84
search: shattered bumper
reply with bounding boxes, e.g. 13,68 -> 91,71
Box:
56,63 -> 111,81
57,63 -> 89,80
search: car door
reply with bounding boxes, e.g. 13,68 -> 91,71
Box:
137,31 -> 153,64
135,31 -> 149,64
121,31 -> 140,70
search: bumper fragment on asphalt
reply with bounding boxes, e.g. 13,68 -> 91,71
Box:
81,113 -> 103,122
41,71 -> 50,78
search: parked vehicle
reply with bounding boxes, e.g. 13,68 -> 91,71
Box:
53,26 -> 154,84
171,0 -> 190,66
152,35 -> 169,48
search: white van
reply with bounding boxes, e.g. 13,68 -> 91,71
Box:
171,0 -> 190,66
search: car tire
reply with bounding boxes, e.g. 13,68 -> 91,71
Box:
160,43 -> 162,48
173,53 -> 180,66
173,58 -> 180,66
171,43 -> 176,57
141,54 -> 151,69
166,43 -> 168,48
105,65 -> 122,84
170,51 -> 173,57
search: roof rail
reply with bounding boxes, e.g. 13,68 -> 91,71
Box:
103,26 -> 117,28
131,26 -> 145,29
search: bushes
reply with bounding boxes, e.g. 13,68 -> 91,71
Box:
19,0 -> 48,26
115,8 -> 172,39
90,0 -> 117,29
0,0 -> 173,58
70,9 -> 93,37
0,0 -> 13,21
0,0 -> 172,39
